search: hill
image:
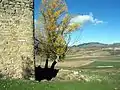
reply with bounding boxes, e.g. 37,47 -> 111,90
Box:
67,42 -> 120,57
71,42 -> 120,48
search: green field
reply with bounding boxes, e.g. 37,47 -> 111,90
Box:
65,56 -> 120,61
0,79 -> 120,90
80,61 -> 120,69
0,67 -> 120,90
1,57 -> 120,90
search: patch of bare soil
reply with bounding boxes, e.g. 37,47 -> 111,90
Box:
40,60 -> 94,68
52,69 -> 91,82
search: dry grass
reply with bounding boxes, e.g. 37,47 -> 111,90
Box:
39,60 -> 94,68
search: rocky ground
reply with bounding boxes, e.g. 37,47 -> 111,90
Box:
50,69 -> 104,82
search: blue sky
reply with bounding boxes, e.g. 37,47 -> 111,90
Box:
34,0 -> 120,45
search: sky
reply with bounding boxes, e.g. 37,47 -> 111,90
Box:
34,0 -> 120,46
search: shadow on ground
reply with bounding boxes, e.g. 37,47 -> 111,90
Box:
35,66 -> 59,81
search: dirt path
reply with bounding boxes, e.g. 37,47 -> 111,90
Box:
65,56 -> 120,62
40,60 -> 94,68
37,56 -> 120,68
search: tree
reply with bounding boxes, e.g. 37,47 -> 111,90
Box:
35,0 -> 81,69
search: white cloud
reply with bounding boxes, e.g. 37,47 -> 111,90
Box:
70,12 -> 105,25
34,19 -> 37,29
34,19 -> 37,24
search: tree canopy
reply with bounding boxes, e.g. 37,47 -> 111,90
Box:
35,0 -> 81,63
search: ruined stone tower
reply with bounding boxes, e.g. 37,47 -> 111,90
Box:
0,0 -> 34,79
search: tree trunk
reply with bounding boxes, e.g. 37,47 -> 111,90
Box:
51,55 -> 59,69
45,58 -> 48,68
44,55 -> 49,68
51,61 -> 57,69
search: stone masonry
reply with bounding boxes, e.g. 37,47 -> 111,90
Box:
0,0 -> 34,79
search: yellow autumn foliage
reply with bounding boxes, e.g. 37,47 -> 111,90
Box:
39,0 -> 81,59
67,23 -> 80,32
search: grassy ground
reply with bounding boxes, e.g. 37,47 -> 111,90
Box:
0,79 -> 119,90
80,61 -> 120,69
65,55 -> 120,61
0,68 -> 120,90
0,56 -> 120,90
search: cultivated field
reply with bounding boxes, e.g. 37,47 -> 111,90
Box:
1,55 -> 120,90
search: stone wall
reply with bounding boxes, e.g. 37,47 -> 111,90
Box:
0,0 -> 34,79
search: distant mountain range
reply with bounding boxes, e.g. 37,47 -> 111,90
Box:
68,42 -> 120,56
70,42 -> 120,48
